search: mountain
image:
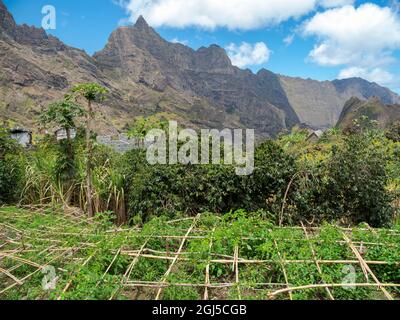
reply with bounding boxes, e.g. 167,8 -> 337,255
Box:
1,1 -> 399,137
93,17 -> 299,136
278,76 -> 399,130
337,96 -> 400,130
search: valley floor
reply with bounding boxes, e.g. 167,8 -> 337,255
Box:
0,206 -> 399,300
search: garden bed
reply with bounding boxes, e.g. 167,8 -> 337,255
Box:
0,206 -> 399,300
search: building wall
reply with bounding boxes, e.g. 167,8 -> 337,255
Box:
96,134 -> 145,153
10,132 -> 31,147
55,129 -> 77,141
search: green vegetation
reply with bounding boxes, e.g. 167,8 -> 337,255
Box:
123,127 -> 398,227
0,127 -> 23,204
39,97 -> 85,184
386,122 -> 400,142
0,207 -> 398,300
70,83 -> 109,218
1,112 -> 399,228
0,81 -> 399,300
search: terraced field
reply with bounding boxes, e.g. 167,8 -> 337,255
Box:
0,206 -> 399,300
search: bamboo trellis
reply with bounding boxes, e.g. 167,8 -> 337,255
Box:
0,207 -> 399,300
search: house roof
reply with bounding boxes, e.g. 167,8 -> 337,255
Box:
54,127 -> 77,133
307,130 -> 324,140
314,130 -> 324,138
10,127 -> 32,134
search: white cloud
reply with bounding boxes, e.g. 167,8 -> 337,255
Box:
303,3 -> 400,89
114,0 -> 356,30
118,0 -> 322,30
319,0 -> 354,8
171,38 -> 189,45
283,34 -> 295,46
303,4 -> 400,67
226,42 -> 271,68
338,67 -> 397,86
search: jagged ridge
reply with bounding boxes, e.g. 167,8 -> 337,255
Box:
1,1 -> 399,137
337,96 -> 400,129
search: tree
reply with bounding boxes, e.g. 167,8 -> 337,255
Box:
326,134 -> 393,227
39,98 -> 85,134
0,125 -> 23,204
39,98 -> 85,182
71,83 -> 108,217
0,125 -> 17,160
386,122 -> 400,142
127,115 -> 169,139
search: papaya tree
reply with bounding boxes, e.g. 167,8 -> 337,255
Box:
71,83 -> 108,217
39,97 -> 85,184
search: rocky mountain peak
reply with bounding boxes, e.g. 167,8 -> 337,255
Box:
194,45 -> 234,73
134,15 -> 150,30
337,95 -> 400,129
1,0 -> 400,138
0,1 -> 65,51
103,16 -> 162,50
332,77 -> 399,105
0,0 -> 17,37
96,19 -> 235,76
345,96 -> 363,105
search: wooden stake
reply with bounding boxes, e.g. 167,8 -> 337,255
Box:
155,214 -> 200,300
342,232 -> 394,300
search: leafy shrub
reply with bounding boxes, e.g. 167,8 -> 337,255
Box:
0,155 -> 24,204
246,140 -> 297,213
325,134 -> 393,227
124,140 -> 296,223
0,128 -> 24,204
386,122 -> 400,142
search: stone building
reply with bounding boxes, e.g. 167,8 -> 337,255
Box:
10,128 -> 32,147
54,128 -> 77,141
96,134 -> 145,153
306,130 -> 324,143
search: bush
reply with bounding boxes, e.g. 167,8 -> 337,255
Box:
123,140 -> 296,223
324,134 -> 393,227
0,128 -> 24,204
246,140 -> 297,213
386,122 -> 400,142
289,163 -> 332,225
125,156 -> 245,222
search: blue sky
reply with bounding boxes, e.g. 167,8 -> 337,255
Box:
3,0 -> 400,93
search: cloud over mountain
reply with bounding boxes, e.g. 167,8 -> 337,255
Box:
338,67 -> 398,91
116,0 -> 342,30
303,3 -> 400,90
226,42 -> 271,68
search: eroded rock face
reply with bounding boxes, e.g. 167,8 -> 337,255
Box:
86,15 -> 400,134
1,0 -> 399,137
14,24 -> 66,52
0,3 -> 64,52
93,18 -> 297,136
0,0 -> 16,37
337,96 -> 400,130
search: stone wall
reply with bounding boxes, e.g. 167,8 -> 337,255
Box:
96,134 -> 145,153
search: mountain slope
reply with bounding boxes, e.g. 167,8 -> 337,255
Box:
93,18 -> 297,136
1,0 -> 399,137
278,76 -> 400,130
337,96 -> 400,130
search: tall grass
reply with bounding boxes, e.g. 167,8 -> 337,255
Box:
19,139 -> 128,223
